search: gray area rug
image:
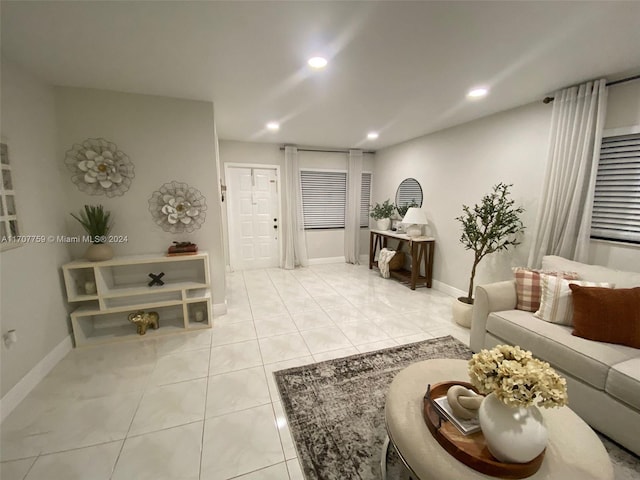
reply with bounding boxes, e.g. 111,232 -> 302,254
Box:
274,335 -> 640,480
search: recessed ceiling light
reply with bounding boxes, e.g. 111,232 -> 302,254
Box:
266,122 -> 280,131
367,132 -> 379,140
308,57 -> 328,69
467,87 -> 489,98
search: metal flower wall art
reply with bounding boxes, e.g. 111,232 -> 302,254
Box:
148,181 -> 207,233
65,138 -> 135,197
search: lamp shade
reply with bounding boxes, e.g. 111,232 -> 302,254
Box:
402,207 -> 429,225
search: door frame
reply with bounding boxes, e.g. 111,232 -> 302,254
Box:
224,163 -> 282,271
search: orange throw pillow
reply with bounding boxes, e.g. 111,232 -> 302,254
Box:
569,284 -> 640,349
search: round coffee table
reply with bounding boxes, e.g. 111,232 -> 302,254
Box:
383,359 -> 613,480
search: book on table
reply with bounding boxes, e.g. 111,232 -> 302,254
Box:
433,396 -> 481,435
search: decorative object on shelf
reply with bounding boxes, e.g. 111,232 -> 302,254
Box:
70,204 -> 114,261
402,207 -> 429,237
453,183 -> 524,327
446,385 -> 483,420
127,310 -> 160,335
148,181 -> 207,233
167,241 -> 198,255
148,272 -> 165,287
65,138 -> 134,197
194,308 -> 205,322
84,280 -> 96,295
370,199 -> 394,230
469,345 -> 568,463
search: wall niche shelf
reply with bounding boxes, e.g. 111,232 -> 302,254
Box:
62,252 -> 211,347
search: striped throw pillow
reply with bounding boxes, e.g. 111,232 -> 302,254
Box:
513,268 -> 579,312
534,275 -> 614,326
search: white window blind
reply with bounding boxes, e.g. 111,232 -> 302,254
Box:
360,172 -> 372,228
301,170 -> 372,230
590,133 -> 640,244
396,180 -> 422,207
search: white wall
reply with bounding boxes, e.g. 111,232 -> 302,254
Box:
374,80 -> 640,295
0,59 -> 72,397
55,88 -> 226,307
374,102 -> 553,295
218,140 -> 373,264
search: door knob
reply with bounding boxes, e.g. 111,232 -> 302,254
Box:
273,218 -> 277,222
273,225 -> 278,229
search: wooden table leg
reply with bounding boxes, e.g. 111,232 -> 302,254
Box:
369,232 -> 374,269
410,241 -> 418,290
426,241 -> 434,288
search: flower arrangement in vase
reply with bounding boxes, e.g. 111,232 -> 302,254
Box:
468,345 -> 568,463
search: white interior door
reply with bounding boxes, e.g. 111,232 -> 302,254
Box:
227,166 -> 279,270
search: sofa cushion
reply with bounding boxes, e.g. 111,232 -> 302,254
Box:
486,310 -> 640,390
606,358 -> 640,410
534,275 -> 612,326
542,255 -> 640,288
570,285 -> 640,348
513,267 -> 579,312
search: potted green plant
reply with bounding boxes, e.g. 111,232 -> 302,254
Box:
71,204 -> 114,261
396,200 -> 419,219
370,199 -> 395,230
453,183 -> 525,327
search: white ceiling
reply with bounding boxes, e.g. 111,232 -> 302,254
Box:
2,1 -> 640,150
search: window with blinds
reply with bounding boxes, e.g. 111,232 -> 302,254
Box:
590,133 -> 640,244
360,173 -> 372,227
300,170 -> 372,229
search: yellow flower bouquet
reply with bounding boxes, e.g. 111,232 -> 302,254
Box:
468,345 -> 568,408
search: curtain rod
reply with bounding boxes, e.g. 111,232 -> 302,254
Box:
279,146 -> 376,154
543,74 -> 640,104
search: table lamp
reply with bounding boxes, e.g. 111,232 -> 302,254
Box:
402,207 -> 428,237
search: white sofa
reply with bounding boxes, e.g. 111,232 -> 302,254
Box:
470,255 -> 640,456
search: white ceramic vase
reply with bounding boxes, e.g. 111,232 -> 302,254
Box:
478,393 -> 548,464
84,243 -> 114,262
376,218 -> 391,230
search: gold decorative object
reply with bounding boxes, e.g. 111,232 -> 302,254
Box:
128,310 -> 160,335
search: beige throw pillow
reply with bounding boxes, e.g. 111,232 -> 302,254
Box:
534,275 -> 613,326
513,267 -> 579,312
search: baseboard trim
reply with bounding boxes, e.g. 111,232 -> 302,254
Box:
213,302 -> 227,316
432,280 -> 465,299
307,256 -> 345,265
1,334 -> 73,423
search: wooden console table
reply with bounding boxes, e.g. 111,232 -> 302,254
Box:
369,229 -> 435,290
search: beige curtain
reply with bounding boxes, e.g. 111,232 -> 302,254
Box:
345,149 -> 363,264
281,145 -> 308,269
528,79 -> 607,267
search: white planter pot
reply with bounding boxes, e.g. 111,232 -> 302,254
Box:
84,243 -> 114,262
478,393 -> 548,463
376,218 -> 391,230
452,297 -> 473,328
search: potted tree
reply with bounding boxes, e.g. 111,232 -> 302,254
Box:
71,204 -> 114,261
370,199 -> 395,230
453,183 -> 525,327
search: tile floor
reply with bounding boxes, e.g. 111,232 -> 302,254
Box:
0,263 -> 470,480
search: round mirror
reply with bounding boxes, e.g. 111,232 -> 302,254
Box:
395,178 -> 423,217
